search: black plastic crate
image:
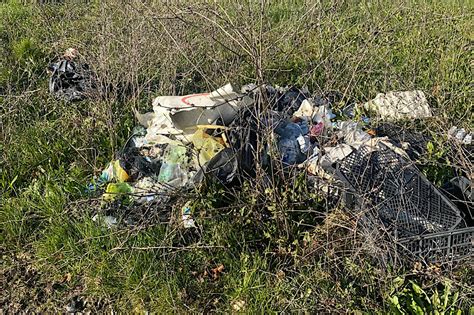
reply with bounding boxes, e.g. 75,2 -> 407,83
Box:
336,143 -> 463,239
399,227 -> 473,262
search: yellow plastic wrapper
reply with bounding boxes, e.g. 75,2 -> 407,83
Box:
99,160 -> 130,183
103,182 -> 133,202
191,127 -> 226,166
112,160 -> 130,182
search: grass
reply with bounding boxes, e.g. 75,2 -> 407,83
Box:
1,0 -> 473,312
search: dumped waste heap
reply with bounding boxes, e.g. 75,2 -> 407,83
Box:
83,82 -> 473,264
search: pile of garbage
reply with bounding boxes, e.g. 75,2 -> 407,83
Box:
87,83 -> 348,203
49,59 -> 471,263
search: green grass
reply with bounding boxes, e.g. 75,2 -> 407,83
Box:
1,0 -> 473,312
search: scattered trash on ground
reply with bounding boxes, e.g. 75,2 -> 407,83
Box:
86,82 -> 473,264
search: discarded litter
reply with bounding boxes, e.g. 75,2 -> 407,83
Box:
334,121 -> 371,147
335,142 -> 462,237
48,48 -> 96,102
275,120 -> 310,165
92,214 -> 118,228
103,182 -> 133,202
442,176 -> 473,226
321,140 -> 473,263
135,83 -> 253,142
182,203 -> 196,229
157,144 -> 190,187
192,148 -> 238,185
448,126 -> 472,145
374,123 -> 430,159
86,83 -> 472,264
191,126 -> 228,166
362,90 -> 432,120
103,160 -> 130,183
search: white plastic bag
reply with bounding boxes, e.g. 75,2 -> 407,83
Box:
135,83 -> 253,144
363,90 -> 432,120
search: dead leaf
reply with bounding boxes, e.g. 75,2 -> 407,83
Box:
232,300 -> 245,311
211,264 -> 224,280
276,270 -> 285,280
63,273 -> 72,283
